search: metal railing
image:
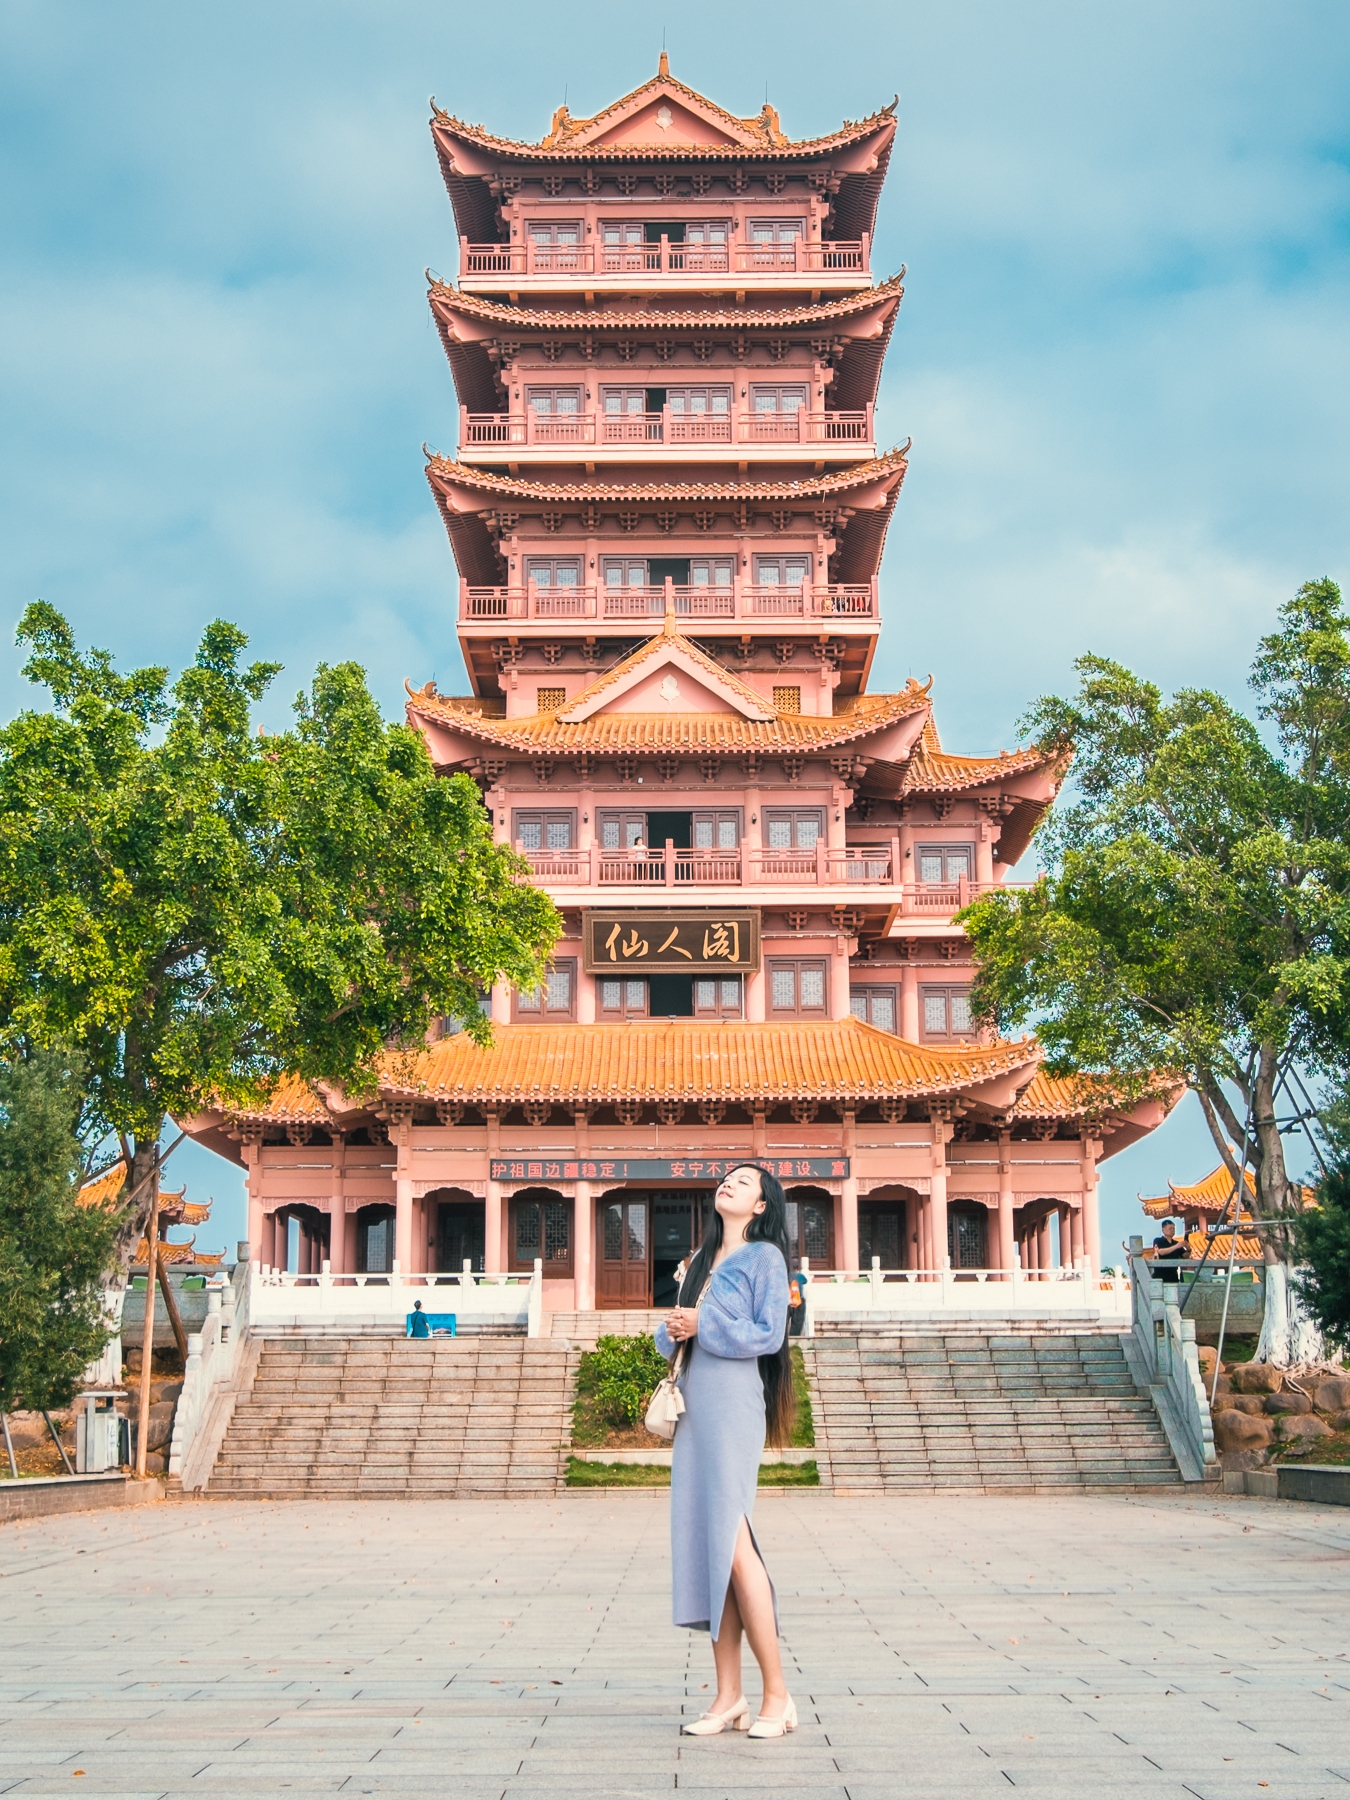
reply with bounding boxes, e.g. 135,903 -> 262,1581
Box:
462,405 -> 871,449
460,576 -> 877,623
461,235 -> 870,279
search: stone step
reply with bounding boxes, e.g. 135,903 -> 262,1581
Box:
802,1330 -> 1180,1494
208,1334 -> 578,1499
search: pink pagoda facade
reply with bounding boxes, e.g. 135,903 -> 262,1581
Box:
187,62 -> 1172,1317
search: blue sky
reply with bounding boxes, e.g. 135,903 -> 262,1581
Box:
2,0 -> 1346,1256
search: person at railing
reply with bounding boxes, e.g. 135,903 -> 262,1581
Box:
1149,1219 -> 1190,1283
656,1164 -> 795,1740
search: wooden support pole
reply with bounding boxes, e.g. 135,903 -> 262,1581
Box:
1,1412 -> 16,1479
43,1409 -> 74,1475
134,1167 -> 161,1479
156,1257 -> 188,1363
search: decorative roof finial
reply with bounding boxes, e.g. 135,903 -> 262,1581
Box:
659,49 -> 670,78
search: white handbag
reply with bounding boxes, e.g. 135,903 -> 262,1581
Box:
645,1339 -> 689,1440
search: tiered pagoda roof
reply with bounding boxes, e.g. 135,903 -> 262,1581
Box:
78,1161 -> 222,1267
427,448 -> 909,587
429,275 -> 904,415
431,59 -> 897,247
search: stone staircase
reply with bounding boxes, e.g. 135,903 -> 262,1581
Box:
207,1335 -> 577,1498
549,1310 -> 668,1345
805,1331 -> 1183,1492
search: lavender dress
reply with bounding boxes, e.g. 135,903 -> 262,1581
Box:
655,1240 -> 790,1638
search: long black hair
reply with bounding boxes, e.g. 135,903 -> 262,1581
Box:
677,1164 -> 795,1448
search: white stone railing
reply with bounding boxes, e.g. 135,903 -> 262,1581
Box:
248,1259 -> 542,1336
167,1261 -> 246,1480
1121,1242 -> 1217,1482
801,1256 -> 1130,1332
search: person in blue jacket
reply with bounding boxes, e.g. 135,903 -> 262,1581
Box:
409,1301 -> 431,1338
657,1163 -> 794,1740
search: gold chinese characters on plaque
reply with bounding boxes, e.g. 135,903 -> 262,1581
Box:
582,909 -> 761,973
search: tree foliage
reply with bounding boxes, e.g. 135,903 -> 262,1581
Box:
0,605 -> 560,1257
0,1051 -> 119,1412
961,580 -> 1350,1261
1295,1163 -> 1350,1351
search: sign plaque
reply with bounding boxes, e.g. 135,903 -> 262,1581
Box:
491,1155 -> 847,1183
582,908 -> 760,973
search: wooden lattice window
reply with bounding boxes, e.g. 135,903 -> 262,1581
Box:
773,686 -> 801,714
536,687 -> 566,713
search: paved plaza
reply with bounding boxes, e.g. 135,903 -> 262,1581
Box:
0,1490 -> 1347,1798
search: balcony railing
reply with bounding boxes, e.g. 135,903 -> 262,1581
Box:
516,843 -> 899,889
461,577 -> 877,623
461,235 -> 870,280
462,405 -> 872,450
511,849 -> 1037,906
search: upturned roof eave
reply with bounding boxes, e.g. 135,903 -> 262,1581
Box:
426,272 -> 906,335
210,1021 -> 1041,1120
424,445 -> 909,506
430,104 -> 897,164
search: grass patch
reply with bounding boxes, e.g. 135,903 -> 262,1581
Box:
1222,1336 -> 1260,1364
567,1457 -> 670,1487
565,1456 -> 820,1488
789,1344 -> 814,1448
761,1459 -> 819,1486
1274,1429 -> 1350,1467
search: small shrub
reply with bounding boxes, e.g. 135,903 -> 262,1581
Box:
578,1333 -> 670,1430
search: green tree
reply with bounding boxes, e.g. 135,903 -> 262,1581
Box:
961,580 -> 1350,1364
0,1051 -> 119,1413
0,605 -> 560,1263
1295,1162 -> 1350,1352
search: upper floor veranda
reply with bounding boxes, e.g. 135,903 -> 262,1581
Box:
432,62 -> 897,301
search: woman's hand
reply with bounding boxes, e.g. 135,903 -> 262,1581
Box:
665,1306 -> 699,1342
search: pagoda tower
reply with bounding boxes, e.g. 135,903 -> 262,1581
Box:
188,63 -> 1176,1317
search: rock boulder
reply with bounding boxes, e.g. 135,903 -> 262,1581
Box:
1313,1376 -> 1350,1414
1224,1395 -> 1267,1416
1231,1361 -> 1284,1395
1213,1409 -> 1275,1452
1275,1413 -> 1330,1448
1263,1391 -> 1312,1416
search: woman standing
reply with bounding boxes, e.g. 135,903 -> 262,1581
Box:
655,1163 -> 794,1739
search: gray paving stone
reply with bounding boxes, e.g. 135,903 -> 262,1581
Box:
1,1491 -> 1348,1796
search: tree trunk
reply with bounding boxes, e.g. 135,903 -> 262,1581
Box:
111,1131 -> 166,1277
1197,1048 -> 1320,1367
1255,1261 -> 1325,1367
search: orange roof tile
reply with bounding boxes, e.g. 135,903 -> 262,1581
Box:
907,743 -> 1063,793
1011,1070 -> 1173,1121
77,1162 -> 128,1209
408,623 -> 929,757
1140,1162 -> 1315,1218
428,274 -> 906,334
407,682 -> 929,756
77,1162 -> 187,1213
425,446 -> 909,506
132,1237 -> 224,1268
225,1021 -> 1038,1116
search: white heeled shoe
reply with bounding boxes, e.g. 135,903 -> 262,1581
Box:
683,1695 -> 751,1735
747,1694 -> 797,1739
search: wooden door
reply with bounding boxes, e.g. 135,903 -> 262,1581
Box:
596,1196 -> 651,1308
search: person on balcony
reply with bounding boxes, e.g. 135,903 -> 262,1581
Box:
1151,1219 -> 1190,1283
657,1164 -> 795,1740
